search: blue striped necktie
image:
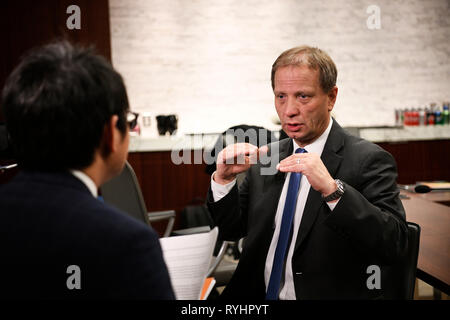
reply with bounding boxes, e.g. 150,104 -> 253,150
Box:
266,147 -> 307,300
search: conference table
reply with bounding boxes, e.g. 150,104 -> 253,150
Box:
400,190 -> 450,295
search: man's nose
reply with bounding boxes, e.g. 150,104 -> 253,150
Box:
285,97 -> 299,117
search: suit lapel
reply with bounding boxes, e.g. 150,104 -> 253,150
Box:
294,120 -> 345,253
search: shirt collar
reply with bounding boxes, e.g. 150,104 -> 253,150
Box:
292,117 -> 333,156
70,170 -> 98,198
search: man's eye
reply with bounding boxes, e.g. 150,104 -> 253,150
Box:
298,94 -> 308,99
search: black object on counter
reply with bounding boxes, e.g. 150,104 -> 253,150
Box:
156,114 -> 178,136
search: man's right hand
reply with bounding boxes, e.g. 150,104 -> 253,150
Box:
214,143 -> 268,185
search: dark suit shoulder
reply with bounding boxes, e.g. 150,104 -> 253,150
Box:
0,171 -> 161,258
340,128 -> 395,164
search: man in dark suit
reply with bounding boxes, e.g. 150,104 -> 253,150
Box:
0,41 -> 175,299
207,46 -> 408,299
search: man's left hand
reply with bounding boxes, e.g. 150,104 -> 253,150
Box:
277,153 -> 337,197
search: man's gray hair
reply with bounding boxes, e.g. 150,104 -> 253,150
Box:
271,45 -> 337,93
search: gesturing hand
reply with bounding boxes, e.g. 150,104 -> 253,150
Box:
214,143 -> 268,185
276,152 -> 337,197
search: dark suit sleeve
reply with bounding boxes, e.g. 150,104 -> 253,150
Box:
324,147 -> 408,265
207,175 -> 250,242
110,226 -> 176,299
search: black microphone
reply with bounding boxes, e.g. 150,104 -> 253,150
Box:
414,184 -> 431,193
414,184 -> 450,193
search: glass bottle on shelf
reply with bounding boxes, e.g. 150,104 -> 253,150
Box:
442,102 -> 449,125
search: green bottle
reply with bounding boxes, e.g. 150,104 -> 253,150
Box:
443,103 -> 449,125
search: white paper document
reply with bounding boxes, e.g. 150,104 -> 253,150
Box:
160,227 -> 218,300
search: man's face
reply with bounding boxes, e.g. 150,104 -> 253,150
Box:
274,65 -> 337,147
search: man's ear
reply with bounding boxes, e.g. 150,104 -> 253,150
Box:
101,115 -> 120,156
327,86 -> 338,111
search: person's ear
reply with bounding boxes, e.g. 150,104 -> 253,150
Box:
327,86 -> 338,111
101,115 -> 120,155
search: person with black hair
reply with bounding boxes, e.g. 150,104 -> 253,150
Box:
0,41 -> 175,299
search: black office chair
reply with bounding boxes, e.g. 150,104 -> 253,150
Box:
382,222 -> 421,299
100,161 -> 176,237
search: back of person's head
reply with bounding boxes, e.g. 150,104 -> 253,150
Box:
1,41 -> 129,171
271,45 -> 337,94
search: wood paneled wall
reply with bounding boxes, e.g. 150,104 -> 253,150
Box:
127,151 -> 211,210
377,140 -> 450,185
0,0 -> 111,121
127,151 -> 211,233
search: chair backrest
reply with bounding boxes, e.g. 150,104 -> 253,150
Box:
100,161 -> 150,226
382,222 -> 421,299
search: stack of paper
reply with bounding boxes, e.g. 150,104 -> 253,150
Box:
160,227 -> 218,300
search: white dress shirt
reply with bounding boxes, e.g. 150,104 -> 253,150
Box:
211,117 -> 339,299
70,170 -> 98,198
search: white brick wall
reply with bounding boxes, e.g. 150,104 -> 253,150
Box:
110,0 -> 450,134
